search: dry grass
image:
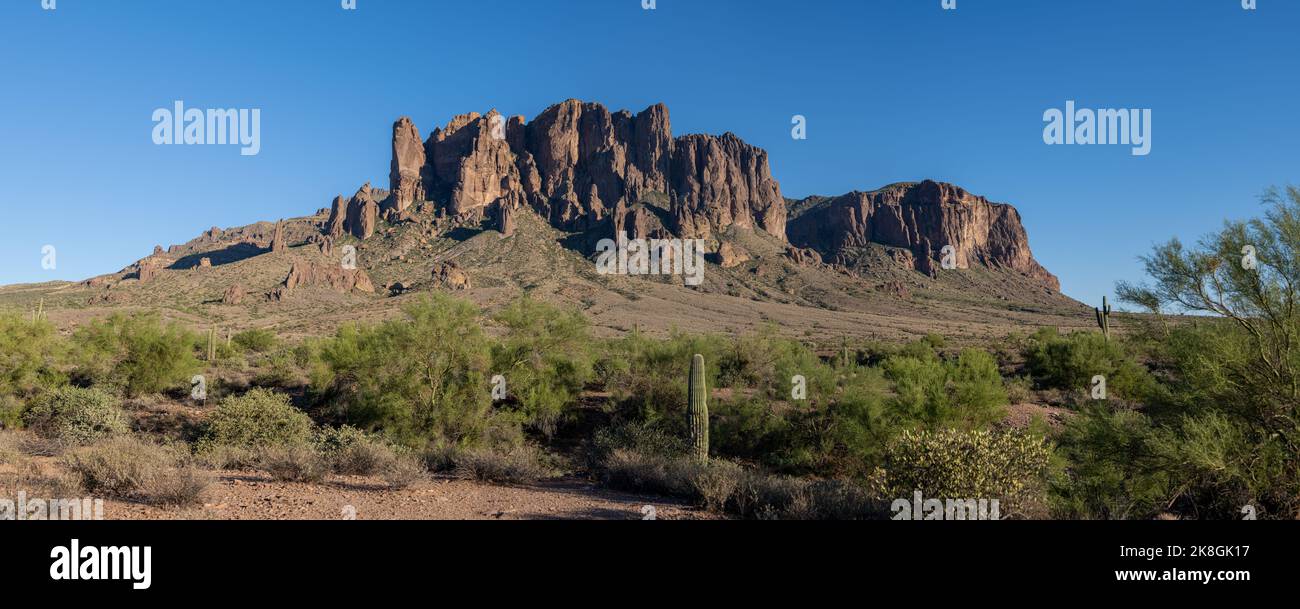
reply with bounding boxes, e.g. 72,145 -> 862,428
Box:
381,455 -> 425,490
602,449 -> 886,519
257,445 -> 330,483
63,436 -> 210,506
453,446 -> 556,484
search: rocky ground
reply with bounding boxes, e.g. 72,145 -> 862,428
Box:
0,451 -> 710,521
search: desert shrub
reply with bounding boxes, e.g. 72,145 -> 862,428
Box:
1005,375 -> 1034,403
251,346 -> 308,388
257,445 -> 330,483
691,459 -> 744,512
312,295 -> 498,448
314,425 -> 394,475
0,430 -> 21,465
602,331 -> 730,430
69,313 -> 201,397
881,428 -> 1050,517
197,388 -> 313,451
1050,404 -> 1171,519
491,297 -> 594,437
0,314 -> 66,398
381,455 -> 425,489
453,445 -> 556,484
601,449 -> 883,519
715,326 -> 834,399
232,328 -> 277,353
600,449 -> 697,497
23,386 -> 128,446
193,444 -> 259,470
769,379 -> 892,477
63,437 -> 209,505
1024,329 -> 1156,402
0,395 -> 24,429
883,347 -> 1008,430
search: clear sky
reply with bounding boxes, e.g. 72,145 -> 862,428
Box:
2,0 -> 1297,309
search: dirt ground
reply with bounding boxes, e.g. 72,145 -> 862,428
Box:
0,454 -> 711,521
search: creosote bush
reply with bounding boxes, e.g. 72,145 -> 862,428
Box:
197,388 -> 313,452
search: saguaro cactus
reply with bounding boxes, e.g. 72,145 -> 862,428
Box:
1095,296 -> 1112,341
207,327 -> 217,361
687,353 -> 709,462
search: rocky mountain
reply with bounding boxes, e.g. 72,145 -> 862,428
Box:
376,99 -> 1053,289
786,181 -> 1059,289
3,99 -> 1082,345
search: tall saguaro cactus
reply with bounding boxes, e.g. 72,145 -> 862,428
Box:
1095,296 -> 1112,341
207,327 -> 217,361
687,354 -> 709,462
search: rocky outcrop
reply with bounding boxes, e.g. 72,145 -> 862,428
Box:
670,133 -> 786,242
431,261 -> 470,291
269,219 -> 287,253
389,117 -> 426,213
325,195 -> 348,238
344,184 -> 378,240
222,284 -> 244,305
713,241 -> 750,269
274,260 -> 375,299
786,181 -> 1058,289
386,100 -> 786,241
497,202 -> 516,237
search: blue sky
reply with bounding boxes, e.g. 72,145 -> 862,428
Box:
1,0 -> 1297,309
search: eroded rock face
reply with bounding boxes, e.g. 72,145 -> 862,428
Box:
277,260 -> 375,297
326,195 -> 348,238
389,117 -> 426,213
344,184 -> 378,240
786,181 -> 1059,289
670,133 -> 786,242
497,202 -> 516,237
714,241 -> 750,268
387,100 -> 786,241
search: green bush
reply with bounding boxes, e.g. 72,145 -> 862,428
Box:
1050,404 -> 1172,519
883,347 -> 1008,429
314,425 -> 395,475
232,328 -> 277,353
0,314 -> 66,398
491,297 -> 594,437
1024,328 -> 1157,403
311,295 -> 498,448
69,313 -> 201,397
23,386 -> 129,445
197,388 -> 313,451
